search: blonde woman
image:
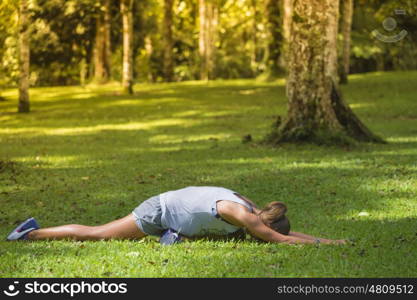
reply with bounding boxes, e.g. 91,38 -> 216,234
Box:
7,186 -> 346,245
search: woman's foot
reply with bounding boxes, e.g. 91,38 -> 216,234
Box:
6,217 -> 40,241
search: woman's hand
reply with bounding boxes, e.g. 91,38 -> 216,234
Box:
328,239 -> 347,245
335,239 -> 347,244
318,238 -> 347,245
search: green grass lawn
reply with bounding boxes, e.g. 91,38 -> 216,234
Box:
0,71 -> 416,277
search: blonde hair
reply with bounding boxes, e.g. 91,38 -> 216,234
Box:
259,201 -> 290,235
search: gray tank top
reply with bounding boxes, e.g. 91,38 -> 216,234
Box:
159,186 -> 253,237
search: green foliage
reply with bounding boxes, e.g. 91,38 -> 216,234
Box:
0,0 -> 18,87
348,0 -> 417,73
0,71 -> 416,277
0,0 -> 416,86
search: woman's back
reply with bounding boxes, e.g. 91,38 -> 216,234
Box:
159,186 -> 252,237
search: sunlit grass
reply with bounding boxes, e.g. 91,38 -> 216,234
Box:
0,72 -> 416,277
0,119 -> 199,136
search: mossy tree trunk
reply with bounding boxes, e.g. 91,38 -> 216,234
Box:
263,0 -> 283,77
121,0 -> 134,94
266,0 -> 383,145
18,0 -> 30,113
340,0 -> 353,84
163,0 -> 174,82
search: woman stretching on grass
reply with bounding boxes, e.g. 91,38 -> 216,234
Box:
7,186 -> 346,245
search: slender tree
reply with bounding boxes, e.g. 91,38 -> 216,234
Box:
144,35 -> 155,82
93,0 -> 111,83
163,0 -> 174,82
282,0 -> 292,43
199,0 -> 218,81
280,0 -> 292,69
103,0 -> 112,78
250,0 -> 258,73
339,0 -> 354,84
265,0 -> 383,145
264,0 -> 283,77
18,0 -> 30,113
121,0 -> 134,94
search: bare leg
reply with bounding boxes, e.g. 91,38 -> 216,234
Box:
27,214 -> 146,241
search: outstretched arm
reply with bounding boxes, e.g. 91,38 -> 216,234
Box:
289,231 -> 345,244
243,215 -> 318,244
219,205 -> 331,244
217,201 -> 346,245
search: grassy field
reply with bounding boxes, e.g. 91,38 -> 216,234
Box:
0,71 -> 416,277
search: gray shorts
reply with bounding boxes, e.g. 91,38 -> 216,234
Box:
132,195 -> 166,236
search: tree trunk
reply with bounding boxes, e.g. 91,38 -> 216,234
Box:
280,0 -> 292,70
93,15 -> 105,82
80,58 -> 87,87
103,0 -> 112,79
163,0 -> 174,82
121,0 -> 134,94
265,0 -> 383,145
93,0 -> 111,83
144,35 -> 155,82
18,0 -> 30,113
376,54 -> 385,71
282,0 -> 292,43
199,0 -> 218,81
250,0 -> 258,73
198,0 -> 207,80
264,0 -> 283,77
339,0 -> 353,84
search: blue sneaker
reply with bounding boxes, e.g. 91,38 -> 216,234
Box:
159,229 -> 182,245
7,217 -> 40,241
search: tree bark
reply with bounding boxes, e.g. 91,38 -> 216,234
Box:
264,0 -> 283,77
121,0 -> 134,94
282,0 -> 292,43
18,0 -> 30,113
265,0 -> 383,145
339,0 -> 353,84
93,0 -> 111,83
163,0 -> 174,82
199,0 -> 218,81
280,0 -> 292,70
144,35 -> 155,82
103,0 -> 112,79
250,0 -> 258,73
198,0 -> 207,80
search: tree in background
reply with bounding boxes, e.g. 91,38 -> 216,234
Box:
0,0 -> 17,101
18,0 -> 30,113
280,0 -> 292,70
0,0 -> 415,89
199,0 -> 218,80
163,0 -> 174,82
93,0 -> 112,83
250,0 -> 258,74
121,0 -> 134,94
340,0 -> 354,84
265,0 -> 383,145
263,0 -> 283,78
